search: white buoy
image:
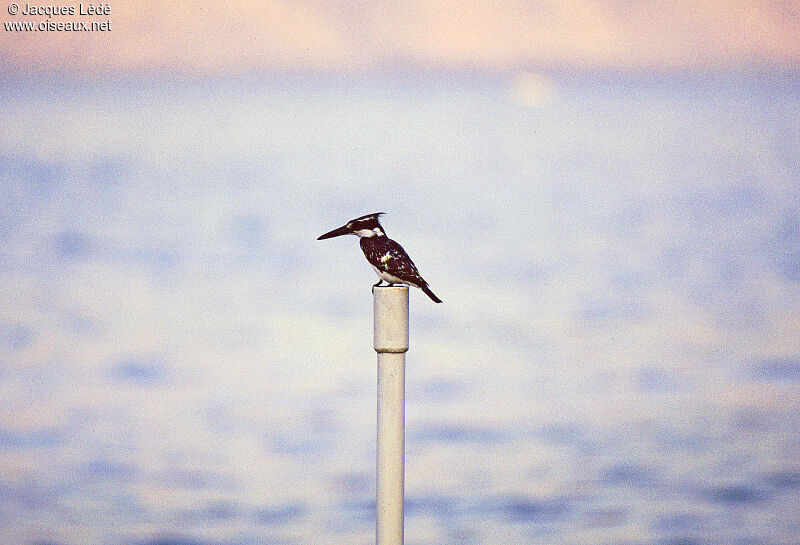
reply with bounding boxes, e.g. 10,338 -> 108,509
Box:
373,285 -> 408,545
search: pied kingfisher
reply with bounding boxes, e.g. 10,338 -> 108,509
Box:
317,213 -> 442,303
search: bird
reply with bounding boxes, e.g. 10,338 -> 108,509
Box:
317,213 -> 442,303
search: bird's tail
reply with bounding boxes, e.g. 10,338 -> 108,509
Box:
421,284 -> 442,303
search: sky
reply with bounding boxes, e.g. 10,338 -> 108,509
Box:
2,0 -> 799,76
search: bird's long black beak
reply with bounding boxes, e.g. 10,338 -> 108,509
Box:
317,224 -> 352,240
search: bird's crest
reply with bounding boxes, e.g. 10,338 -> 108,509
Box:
346,212 -> 385,233
352,212 -> 385,222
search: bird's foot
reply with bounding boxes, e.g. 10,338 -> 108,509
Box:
373,280 -> 386,287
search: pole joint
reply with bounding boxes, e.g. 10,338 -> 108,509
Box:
373,285 -> 409,354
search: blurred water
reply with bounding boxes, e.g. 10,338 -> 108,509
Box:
1,72 -> 799,545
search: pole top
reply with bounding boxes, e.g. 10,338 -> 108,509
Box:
373,285 -> 409,353
372,285 -> 409,295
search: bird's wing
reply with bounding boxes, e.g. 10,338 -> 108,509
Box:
363,238 -> 428,286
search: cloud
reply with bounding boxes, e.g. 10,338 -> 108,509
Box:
1,0 -> 798,74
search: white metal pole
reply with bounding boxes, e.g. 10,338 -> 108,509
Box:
373,285 -> 408,545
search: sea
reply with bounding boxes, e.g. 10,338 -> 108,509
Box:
1,70 -> 799,545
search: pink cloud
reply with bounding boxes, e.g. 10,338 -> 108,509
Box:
1,0 -> 798,74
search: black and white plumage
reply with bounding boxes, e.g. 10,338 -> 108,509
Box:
317,212 -> 442,303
